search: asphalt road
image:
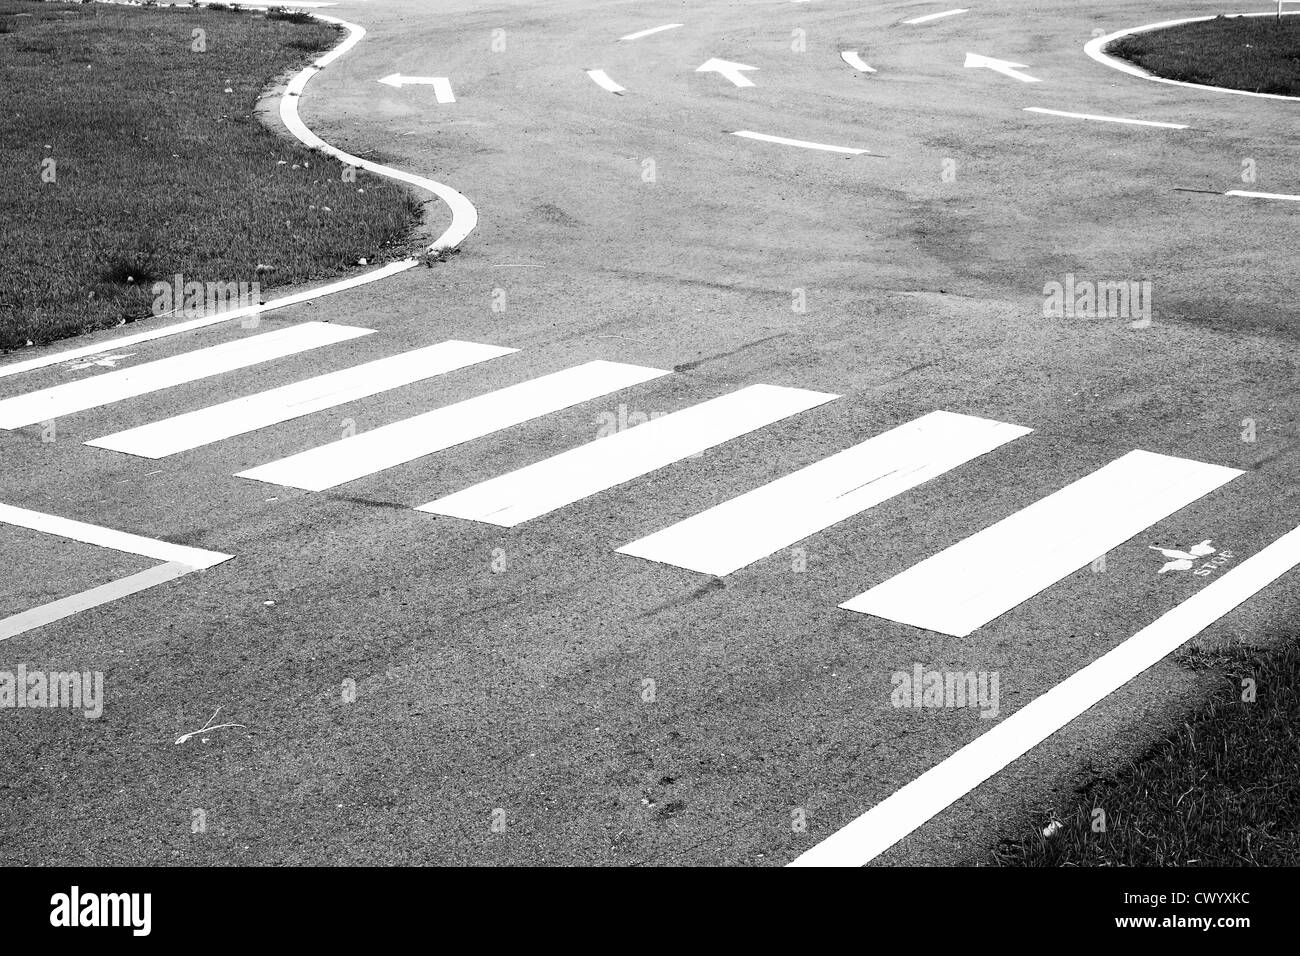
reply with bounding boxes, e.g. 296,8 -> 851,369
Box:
1,0 -> 1298,866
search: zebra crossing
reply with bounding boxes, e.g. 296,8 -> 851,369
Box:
0,320 -> 1266,639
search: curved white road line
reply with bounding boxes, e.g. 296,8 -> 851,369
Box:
1022,107 -> 1188,129
1,4 -> 478,378
586,69 -> 627,94
1085,12 -> 1300,102
618,23 -> 682,42
286,14 -> 478,250
840,51 -> 876,73
732,130 -> 869,155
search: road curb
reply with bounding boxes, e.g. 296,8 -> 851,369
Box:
2,1 -> 478,378
1085,12 -> 1300,103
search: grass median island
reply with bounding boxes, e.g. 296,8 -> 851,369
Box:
993,638 -> 1300,866
1108,14 -> 1300,97
0,0 -> 424,352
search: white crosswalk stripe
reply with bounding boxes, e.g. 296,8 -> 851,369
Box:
618,410 -> 1031,576
419,384 -> 839,526
0,322 -> 372,429
840,449 -> 1243,636
237,359 -> 671,491
85,340 -> 516,459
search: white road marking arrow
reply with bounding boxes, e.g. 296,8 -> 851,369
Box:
378,74 -> 455,102
696,58 -> 758,88
963,52 -> 1040,83
840,51 -> 876,73
65,353 -> 136,371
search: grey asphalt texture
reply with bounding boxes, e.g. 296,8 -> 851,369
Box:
1,0 -> 1298,866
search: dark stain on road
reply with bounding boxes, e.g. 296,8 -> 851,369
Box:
673,333 -> 789,373
636,576 -> 726,619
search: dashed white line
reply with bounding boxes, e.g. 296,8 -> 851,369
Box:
1225,189 -> 1300,202
903,8 -> 968,25
1023,107 -> 1188,129
840,51 -> 877,73
586,69 -> 626,94
792,522 -> 1300,866
619,23 -> 682,42
732,130 -> 869,155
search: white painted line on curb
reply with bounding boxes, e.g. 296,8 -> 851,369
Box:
586,69 -> 626,94
283,15 -> 478,251
840,51 -> 876,73
420,384 -> 839,527
1226,189 -> 1300,202
0,323 -> 372,429
237,360 -> 671,492
619,23 -> 682,41
1022,107 -> 1188,129
732,130 -> 868,155
792,522 -> 1300,866
1084,13 -> 1300,102
0,261 -> 413,382
903,8 -> 968,25
841,450 -> 1242,636
1,7 -> 476,383
87,341 -> 516,459
619,411 -> 1031,577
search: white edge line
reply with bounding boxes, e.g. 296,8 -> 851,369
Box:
732,130 -> 868,155
0,2 -> 476,380
0,261 -> 413,381
1084,13 -> 1300,102
789,522 -> 1300,867
1022,107 -> 1188,129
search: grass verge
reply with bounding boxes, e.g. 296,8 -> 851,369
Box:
0,0 -> 425,352
992,637 -> 1300,865
1108,14 -> 1300,97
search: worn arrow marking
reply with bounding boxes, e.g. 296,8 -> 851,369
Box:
378,74 -> 456,102
963,52 -> 1040,83
696,58 -> 758,88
